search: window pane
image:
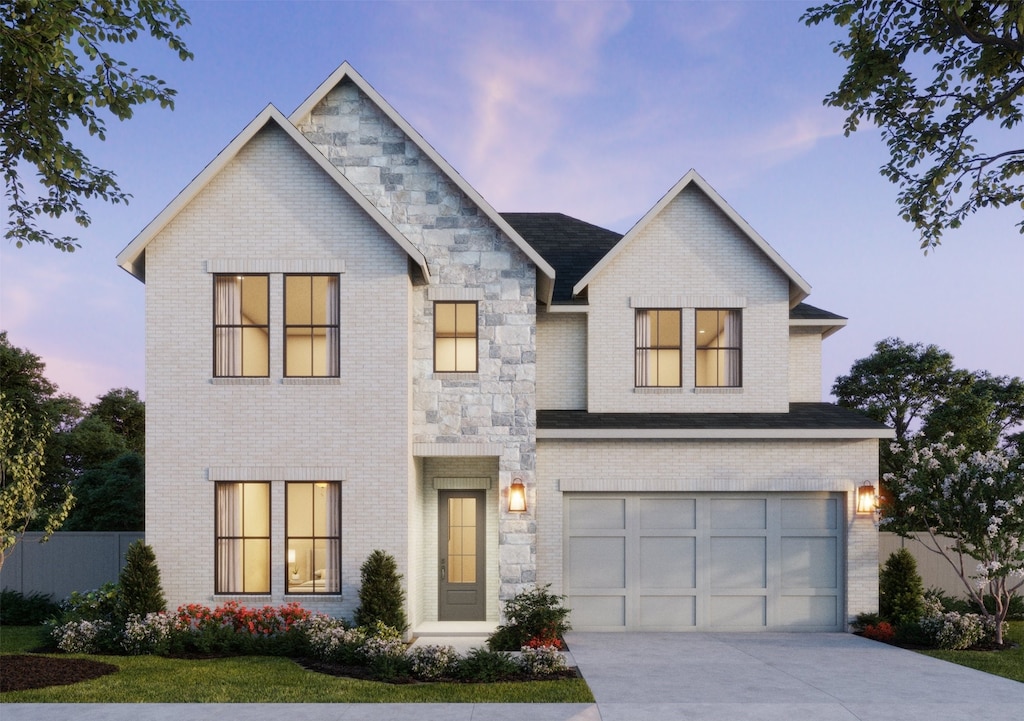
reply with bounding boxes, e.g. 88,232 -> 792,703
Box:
656,310 -> 680,347
695,310 -> 718,348
435,337 -> 457,371
455,302 -> 476,335
655,349 -> 681,386
243,483 -> 270,536
311,276 -> 331,325
241,326 -> 269,376
695,309 -> 741,387
455,337 -> 477,371
286,276 -> 311,325
286,482 -> 340,594
243,539 -> 270,593
435,303 -> 456,335
288,483 -> 313,535
240,277 -> 268,326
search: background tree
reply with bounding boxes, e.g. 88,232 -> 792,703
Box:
882,439 -> 1024,645
803,1 -> 1024,249
923,372 -> 1024,453
1,0 -> 192,252
832,337 -> 963,475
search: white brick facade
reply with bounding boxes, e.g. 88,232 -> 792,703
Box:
123,63 -> 887,633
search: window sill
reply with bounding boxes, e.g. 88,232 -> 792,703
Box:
693,387 -> 743,394
281,377 -> 342,385
211,378 -> 271,386
633,387 -> 686,394
434,372 -> 479,379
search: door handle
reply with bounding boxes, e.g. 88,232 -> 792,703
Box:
440,558 -> 446,581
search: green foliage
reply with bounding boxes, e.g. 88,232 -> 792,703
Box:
354,550 -> 408,633
1,0 -> 193,251
883,439 -> 1024,645
879,548 -> 925,626
116,540 -> 166,622
0,589 -> 61,625
86,388 -> 145,455
455,647 -> 520,682
803,1 -> 1024,249
58,581 -> 120,623
487,584 -> 571,651
63,452 -> 144,531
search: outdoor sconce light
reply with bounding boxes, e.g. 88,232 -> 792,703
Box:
857,483 -> 876,515
508,479 -> 527,513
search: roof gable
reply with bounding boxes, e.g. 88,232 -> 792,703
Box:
572,170 -> 811,306
289,62 -> 556,303
116,104 -> 430,282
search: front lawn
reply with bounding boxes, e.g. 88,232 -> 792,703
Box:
0,626 -> 593,703
917,620 -> 1024,683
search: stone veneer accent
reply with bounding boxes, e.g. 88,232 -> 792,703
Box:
295,78 -> 539,609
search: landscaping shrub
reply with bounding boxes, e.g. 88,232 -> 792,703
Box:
354,549 -> 408,633
49,582 -> 122,652
116,540 -> 166,622
0,589 -> 60,625
879,548 -> 924,627
121,611 -> 176,655
51,619 -> 113,653
861,622 -> 895,643
517,643 -> 568,676
456,647 -> 520,682
487,584 -> 571,651
919,611 -> 997,650
407,644 -> 459,680
171,601 -> 311,656
851,611 -> 883,632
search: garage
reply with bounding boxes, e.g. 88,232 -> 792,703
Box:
564,493 -> 843,631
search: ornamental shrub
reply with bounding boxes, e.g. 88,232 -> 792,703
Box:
879,548 -> 924,627
354,550 -> 408,633
116,541 -> 167,622
455,647 -> 519,682
919,611 -> 991,650
517,643 -> 567,676
0,589 -> 61,625
121,611 -> 176,655
487,584 -> 571,651
861,622 -> 895,643
407,644 -> 459,680
51,619 -> 113,654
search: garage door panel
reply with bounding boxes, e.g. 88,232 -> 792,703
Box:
782,537 -> 837,588
778,595 -> 838,627
639,595 -> 696,628
569,595 -> 625,628
568,537 -> 625,588
711,498 -> 766,529
639,498 -> 695,529
710,536 -> 766,589
569,498 -> 625,529
781,498 -> 838,530
640,536 -> 696,588
710,596 -> 766,627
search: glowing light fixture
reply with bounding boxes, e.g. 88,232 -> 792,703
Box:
508,479 -> 527,513
857,483 -> 876,515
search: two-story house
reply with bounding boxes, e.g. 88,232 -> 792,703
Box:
117,62 -> 891,634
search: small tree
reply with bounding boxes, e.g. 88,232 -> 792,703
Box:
116,540 -> 166,621
354,550 -> 407,633
882,437 -> 1024,645
878,548 -> 924,627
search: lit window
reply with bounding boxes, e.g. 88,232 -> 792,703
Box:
286,482 -> 341,594
695,309 -> 742,387
214,275 -> 269,377
285,275 -> 340,377
215,482 -> 270,594
434,301 -> 478,372
635,309 -> 681,387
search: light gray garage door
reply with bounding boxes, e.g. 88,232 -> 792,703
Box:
564,493 -> 843,631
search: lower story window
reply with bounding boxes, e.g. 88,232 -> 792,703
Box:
287,482 -> 341,593
215,482 -> 270,594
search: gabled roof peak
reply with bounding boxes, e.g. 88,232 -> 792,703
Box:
572,169 -> 812,306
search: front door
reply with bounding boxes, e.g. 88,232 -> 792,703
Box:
438,490 -> 486,621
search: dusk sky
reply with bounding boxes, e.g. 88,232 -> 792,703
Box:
2,0 -> 1021,405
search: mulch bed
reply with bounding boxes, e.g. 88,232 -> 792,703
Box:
298,658 -> 581,684
1,655 -> 118,693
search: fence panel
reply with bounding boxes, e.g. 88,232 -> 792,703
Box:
1,532 -> 144,601
878,532 -> 978,599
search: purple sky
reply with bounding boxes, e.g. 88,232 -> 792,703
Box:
2,1 -> 1021,405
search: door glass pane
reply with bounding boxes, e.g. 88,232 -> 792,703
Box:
447,497 -> 476,584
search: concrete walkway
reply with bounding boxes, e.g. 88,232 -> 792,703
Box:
4,632 -> 1022,720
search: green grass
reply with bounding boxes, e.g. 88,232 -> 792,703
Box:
917,620 -> 1024,683
0,627 -> 594,703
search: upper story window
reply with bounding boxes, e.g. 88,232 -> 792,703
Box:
214,275 -> 269,377
286,482 -> 341,594
434,301 -> 478,372
215,482 -> 270,594
635,309 -> 681,387
285,275 -> 340,377
696,309 -> 742,387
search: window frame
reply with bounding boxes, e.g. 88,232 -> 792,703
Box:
635,308 -> 683,388
214,481 -> 271,595
283,274 -> 341,378
694,308 -> 743,388
285,481 -> 342,595
213,274 -> 270,378
433,301 -> 479,373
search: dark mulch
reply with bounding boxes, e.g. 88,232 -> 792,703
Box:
1,655 -> 118,692
298,658 -> 581,684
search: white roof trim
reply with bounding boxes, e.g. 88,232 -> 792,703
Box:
289,62 -> 556,303
572,169 -> 812,306
790,316 -> 848,339
116,104 -> 430,283
537,428 -> 894,440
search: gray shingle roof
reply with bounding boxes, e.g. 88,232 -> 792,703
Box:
790,303 -> 847,322
538,403 -> 889,432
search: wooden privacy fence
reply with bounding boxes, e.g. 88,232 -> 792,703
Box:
0,532 -> 144,601
878,532 -> 984,599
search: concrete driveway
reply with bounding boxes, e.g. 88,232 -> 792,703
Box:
565,631 -> 1024,720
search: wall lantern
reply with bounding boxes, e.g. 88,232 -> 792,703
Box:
856,483 -> 876,515
508,479 -> 527,513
